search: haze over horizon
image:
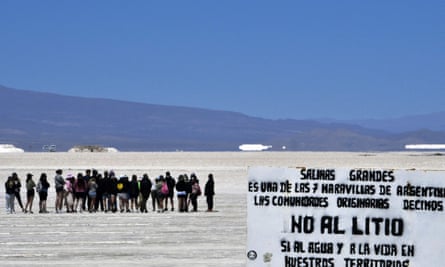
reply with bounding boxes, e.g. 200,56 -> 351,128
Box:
1,1 -> 444,121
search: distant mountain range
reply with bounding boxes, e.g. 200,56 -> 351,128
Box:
324,113 -> 445,133
1,84 -> 445,152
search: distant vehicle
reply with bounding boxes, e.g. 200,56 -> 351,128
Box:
42,145 -> 57,152
239,144 -> 272,151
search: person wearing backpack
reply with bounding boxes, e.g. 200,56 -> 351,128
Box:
155,176 -> 167,212
184,174 -> 192,212
117,175 -> 130,213
164,171 -> 176,212
189,174 -> 202,212
175,175 -> 187,212
54,169 -> 65,213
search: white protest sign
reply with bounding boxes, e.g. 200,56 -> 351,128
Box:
247,166 -> 445,267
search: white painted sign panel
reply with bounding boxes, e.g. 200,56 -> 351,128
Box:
247,167 -> 445,266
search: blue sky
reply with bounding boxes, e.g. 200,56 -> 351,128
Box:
1,1 -> 444,120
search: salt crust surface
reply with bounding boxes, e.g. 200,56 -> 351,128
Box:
0,152 -> 443,266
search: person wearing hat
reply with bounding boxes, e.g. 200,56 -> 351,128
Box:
24,173 -> 36,213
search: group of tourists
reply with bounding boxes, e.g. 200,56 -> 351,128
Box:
4,169 -> 215,214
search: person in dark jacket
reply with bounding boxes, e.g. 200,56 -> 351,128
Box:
12,172 -> 25,212
139,174 -> 152,213
109,173 -> 118,212
189,174 -> 201,212
102,171 -> 113,212
164,171 -> 176,211
82,169 -> 91,211
5,176 -> 16,214
184,174 -> 192,212
129,175 -> 140,212
37,173 -> 50,213
204,173 -> 215,212
175,175 -> 187,212
95,173 -> 105,211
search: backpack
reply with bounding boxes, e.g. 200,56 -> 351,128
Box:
117,182 -> 124,192
161,182 -> 169,195
192,183 -> 202,196
55,175 -> 64,190
196,184 -> 202,196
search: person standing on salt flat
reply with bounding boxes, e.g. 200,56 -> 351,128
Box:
205,173 -> 215,212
